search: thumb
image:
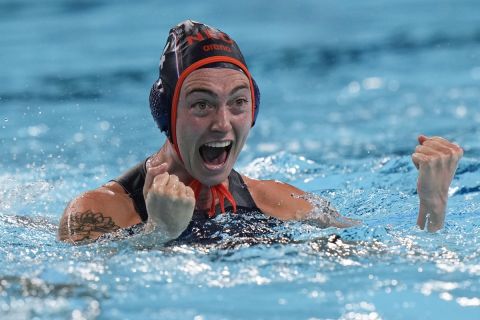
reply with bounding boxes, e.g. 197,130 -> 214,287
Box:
418,134 -> 428,145
143,162 -> 168,199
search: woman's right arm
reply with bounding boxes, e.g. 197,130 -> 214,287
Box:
58,183 -> 142,243
58,160 -> 195,244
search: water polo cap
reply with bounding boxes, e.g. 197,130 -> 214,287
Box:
149,20 -> 260,146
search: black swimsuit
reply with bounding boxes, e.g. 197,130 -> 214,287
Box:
110,160 -> 291,245
112,159 -> 261,222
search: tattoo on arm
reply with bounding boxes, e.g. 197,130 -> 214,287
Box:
58,210 -> 120,243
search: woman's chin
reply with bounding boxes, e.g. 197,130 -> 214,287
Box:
201,173 -> 229,187
194,166 -> 231,186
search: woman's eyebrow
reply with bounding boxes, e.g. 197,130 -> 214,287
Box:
186,84 -> 250,98
186,88 -> 218,98
229,84 -> 250,96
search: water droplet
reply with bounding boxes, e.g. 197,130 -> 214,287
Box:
4,118 -> 8,122
99,121 -> 110,131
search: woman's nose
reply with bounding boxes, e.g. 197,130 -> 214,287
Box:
210,106 -> 232,132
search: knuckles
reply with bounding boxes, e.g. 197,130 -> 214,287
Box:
412,136 -> 463,169
416,138 -> 463,161
150,173 -> 189,198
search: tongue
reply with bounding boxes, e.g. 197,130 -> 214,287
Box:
201,146 -> 228,165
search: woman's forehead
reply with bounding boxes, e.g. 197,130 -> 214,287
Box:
182,68 -> 250,93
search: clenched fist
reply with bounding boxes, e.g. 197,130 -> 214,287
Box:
143,159 -> 195,240
411,135 -> 463,232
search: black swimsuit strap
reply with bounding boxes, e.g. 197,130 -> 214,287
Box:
112,159 -> 259,222
112,159 -> 149,221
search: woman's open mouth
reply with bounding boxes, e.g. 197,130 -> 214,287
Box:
199,140 -> 233,168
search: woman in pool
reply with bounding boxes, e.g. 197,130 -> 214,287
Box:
58,20 -> 463,243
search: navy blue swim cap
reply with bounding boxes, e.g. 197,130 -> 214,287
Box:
149,20 -> 260,144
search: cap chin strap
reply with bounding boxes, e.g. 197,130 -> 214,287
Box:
189,180 -> 237,218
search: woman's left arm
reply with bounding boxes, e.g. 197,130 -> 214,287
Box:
243,176 -> 359,228
411,135 -> 464,232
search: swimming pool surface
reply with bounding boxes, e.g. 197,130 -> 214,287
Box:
1,0 -> 480,319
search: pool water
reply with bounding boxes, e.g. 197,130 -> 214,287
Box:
1,0 -> 480,319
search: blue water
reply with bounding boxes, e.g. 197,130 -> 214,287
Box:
1,0 -> 480,319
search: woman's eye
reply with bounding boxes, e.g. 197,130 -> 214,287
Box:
193,102 -> 208,110
235,98 -> 248,106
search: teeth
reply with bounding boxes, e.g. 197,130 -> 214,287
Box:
204,141 -> 231,148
